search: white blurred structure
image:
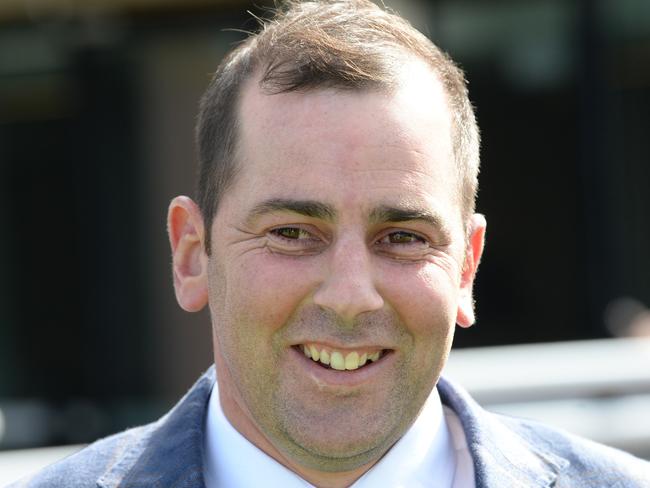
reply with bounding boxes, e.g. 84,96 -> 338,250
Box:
1,337 -> 649,485
0,445 -> 83,485
445,337 -> 650,459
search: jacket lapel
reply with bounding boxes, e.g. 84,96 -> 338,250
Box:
438,376 -> 569,488
101,369 -> 215,488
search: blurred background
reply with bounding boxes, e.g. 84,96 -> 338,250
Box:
1,0 -> 649,477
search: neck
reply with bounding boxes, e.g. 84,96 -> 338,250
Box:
216,375 -> 381,488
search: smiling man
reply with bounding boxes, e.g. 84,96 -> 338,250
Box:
176,57 -> 485,486
16,1 -> 650,487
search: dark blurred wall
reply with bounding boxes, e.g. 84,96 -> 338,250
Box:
0,0 -> 649,448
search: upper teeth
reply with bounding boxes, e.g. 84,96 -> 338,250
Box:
302,345 -> 383,370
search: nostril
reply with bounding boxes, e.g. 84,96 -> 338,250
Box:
312,282 -> 384,321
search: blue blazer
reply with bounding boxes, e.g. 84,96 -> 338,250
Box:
12,367 -> 650,487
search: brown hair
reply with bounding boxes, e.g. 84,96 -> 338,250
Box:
196,0 -> 480,253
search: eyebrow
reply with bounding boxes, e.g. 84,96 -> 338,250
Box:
246,198 -> 337,224
369,205 -> 444,229
246,199 -> 446,231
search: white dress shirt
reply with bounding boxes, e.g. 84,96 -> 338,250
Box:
203,382 -> 475,487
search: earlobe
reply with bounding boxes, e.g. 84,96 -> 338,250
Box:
456,213 -> 486,328
168,196 -> 209,312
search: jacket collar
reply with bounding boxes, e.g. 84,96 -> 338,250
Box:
100,369 -> 215,488
438,376 -> 570,488
99,369 -> 569,487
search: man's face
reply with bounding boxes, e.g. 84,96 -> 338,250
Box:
206,61 -> 481,472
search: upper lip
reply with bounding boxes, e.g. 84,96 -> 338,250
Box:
291,340 -> 393,351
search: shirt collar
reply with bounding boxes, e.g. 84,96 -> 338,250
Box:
203,381 -> 456,488
203,381 -> 311,487
352,387 -> 456,488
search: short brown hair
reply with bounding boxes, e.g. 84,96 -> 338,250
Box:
196,0 -> 480,253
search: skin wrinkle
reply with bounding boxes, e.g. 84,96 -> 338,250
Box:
338,127 -> 462,217
340,166 -> 461,222
227,231 -> 327,260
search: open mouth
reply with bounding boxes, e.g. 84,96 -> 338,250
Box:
295,344 -> 389,371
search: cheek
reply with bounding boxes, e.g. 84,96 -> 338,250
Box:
220,252 -> 320,333
378,263 -> 460,337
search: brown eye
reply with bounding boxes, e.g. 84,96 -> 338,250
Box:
268,226 -> 325,254
387,231 -> 422,244
270,227 -> 316,241
275,227 -> 301,239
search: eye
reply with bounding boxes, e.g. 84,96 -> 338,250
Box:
374,230 -> 432,259
377,231 -> 427,245
266,226 -> 326,255
270,227 -> 315,241
267,226 -> 325,255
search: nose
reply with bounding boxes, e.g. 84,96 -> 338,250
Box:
312,237 -> 384,323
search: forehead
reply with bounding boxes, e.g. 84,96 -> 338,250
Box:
230,60 -> 458,220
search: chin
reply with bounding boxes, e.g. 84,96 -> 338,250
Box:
277,411 -> 409,472
282,433 -> 395,473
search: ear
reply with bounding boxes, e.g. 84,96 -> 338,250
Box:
456,213 -> 486,328
167,196 -> 208,312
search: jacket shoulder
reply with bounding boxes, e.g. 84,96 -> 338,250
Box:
500,414 -> 650,487
438,376 -> 650,487
9,423 -> 155,488
11,369 -> 216,488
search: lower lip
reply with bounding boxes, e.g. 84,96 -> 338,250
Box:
289,346 -> 394,388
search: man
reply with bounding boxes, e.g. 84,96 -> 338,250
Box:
16,1 -> 650,487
